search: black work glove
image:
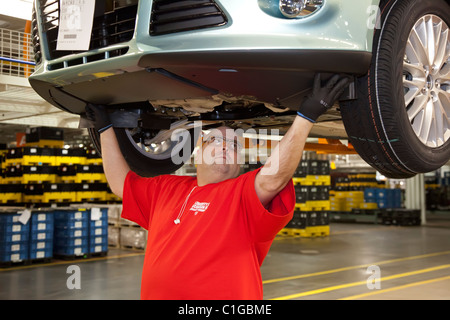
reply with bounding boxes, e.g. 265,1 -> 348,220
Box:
85,104 -> 112,134
297,73 -> 350,123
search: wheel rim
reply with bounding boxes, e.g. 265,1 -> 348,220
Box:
123,120 -> 200,161
403,14 -> 450,148
125,128 -> 188,160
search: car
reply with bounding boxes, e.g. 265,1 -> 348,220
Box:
28,0 -> 450,178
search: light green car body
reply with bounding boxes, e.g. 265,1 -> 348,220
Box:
30,0 -> 380,119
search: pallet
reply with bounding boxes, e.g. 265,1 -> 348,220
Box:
29,257 -> 53,265
53,253 -> 90,260
301,226 -> 330,238
22,174 -> 57,184
120,244 -> 145,251
0,260 -> 29,268
295,201 -> 331,212
277,228 -> 306,238
0,194 -> 22,203
277,228 -> 291,237
88,251 -> 108,258
278,226 -> 330,238
25,140 -> 64,148
293,175 -> 331,186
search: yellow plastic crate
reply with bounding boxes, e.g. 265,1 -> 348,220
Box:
25,140 -> 64,148
0,193 -> 22,204
293,175 -> 331,186
23,194 -> 44,203
43,192 -> 77,203
302,226 -> 330,238
55,156 -> 86,166
360,202 -> 378,209
75,173 -> 107,183
22,173 -> 57,184
21,155 -> 56,166
76,191 -> 107,202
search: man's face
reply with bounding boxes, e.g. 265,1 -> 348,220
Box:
196,127 -> 243,179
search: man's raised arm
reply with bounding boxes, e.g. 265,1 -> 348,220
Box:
255,74 -> 350,207
85,104 -> 130,199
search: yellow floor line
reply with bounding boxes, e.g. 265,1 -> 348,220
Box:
0,251 -> 145,272
263,250 -> 450,284
339,275 -> 450,300
271,264 -> 450,300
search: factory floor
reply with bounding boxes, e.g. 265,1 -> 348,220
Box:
1,213 -> 450,301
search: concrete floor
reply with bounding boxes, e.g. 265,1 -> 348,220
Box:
1,216 -> 450,300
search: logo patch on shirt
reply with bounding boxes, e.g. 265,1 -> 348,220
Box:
190,201 -> 210,215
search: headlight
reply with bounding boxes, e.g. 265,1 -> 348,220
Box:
279,0 -> 324,18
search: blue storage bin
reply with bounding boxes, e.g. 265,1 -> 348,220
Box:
90,243 -> 108,254
30,220 -> 54,232
0,215 -> 30,231
30,229 -> 53,241
90,218 -> 108,228
376,189 -> 390,199
29,239 -> 53,251
29,239 -> 53,260
90,225 -> 108,237
31,212 -> 54,235
90,235 -> 108,246
392,189 -> 402,208
377,200 -> 389,209
0,248 -> 28,262
0,239 -> 29,262
88,208 -> 109,255
31,211 -> 54,223
29,247 -> 52,260
55,219 -> 89,229
0,240 -> 28,252
54,226 -> 89,238
55,236 -> 88,247
0,214 -> 19,224
54,244 -> 88,256
0,220 -> 30,243
54,210 -> 88,221
0,229 -> 30,243
364,188 -> 377,199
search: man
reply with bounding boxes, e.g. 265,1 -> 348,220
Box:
86,73 -> 349,299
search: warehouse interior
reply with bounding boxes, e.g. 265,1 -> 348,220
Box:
1,1 -> 450,302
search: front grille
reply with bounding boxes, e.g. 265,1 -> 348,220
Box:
150,0 -> 228,36
31,5 -> 41,65
37,0 -> 138,60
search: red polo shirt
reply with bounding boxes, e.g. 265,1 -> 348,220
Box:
121,168 -> 295,300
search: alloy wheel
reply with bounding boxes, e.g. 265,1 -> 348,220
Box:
403,14 -> 450,147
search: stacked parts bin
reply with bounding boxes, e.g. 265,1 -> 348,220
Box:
89,208 -> 108,255
53,207 -> 109,259
0,212 -> 29,264
54,209 -> 90,258
281,157 -> 331,238
0,207 -> 109,266
29,211 -> 54,260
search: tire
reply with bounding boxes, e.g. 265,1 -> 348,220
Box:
340,0 -> 450,178
88,127 -> 199,177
